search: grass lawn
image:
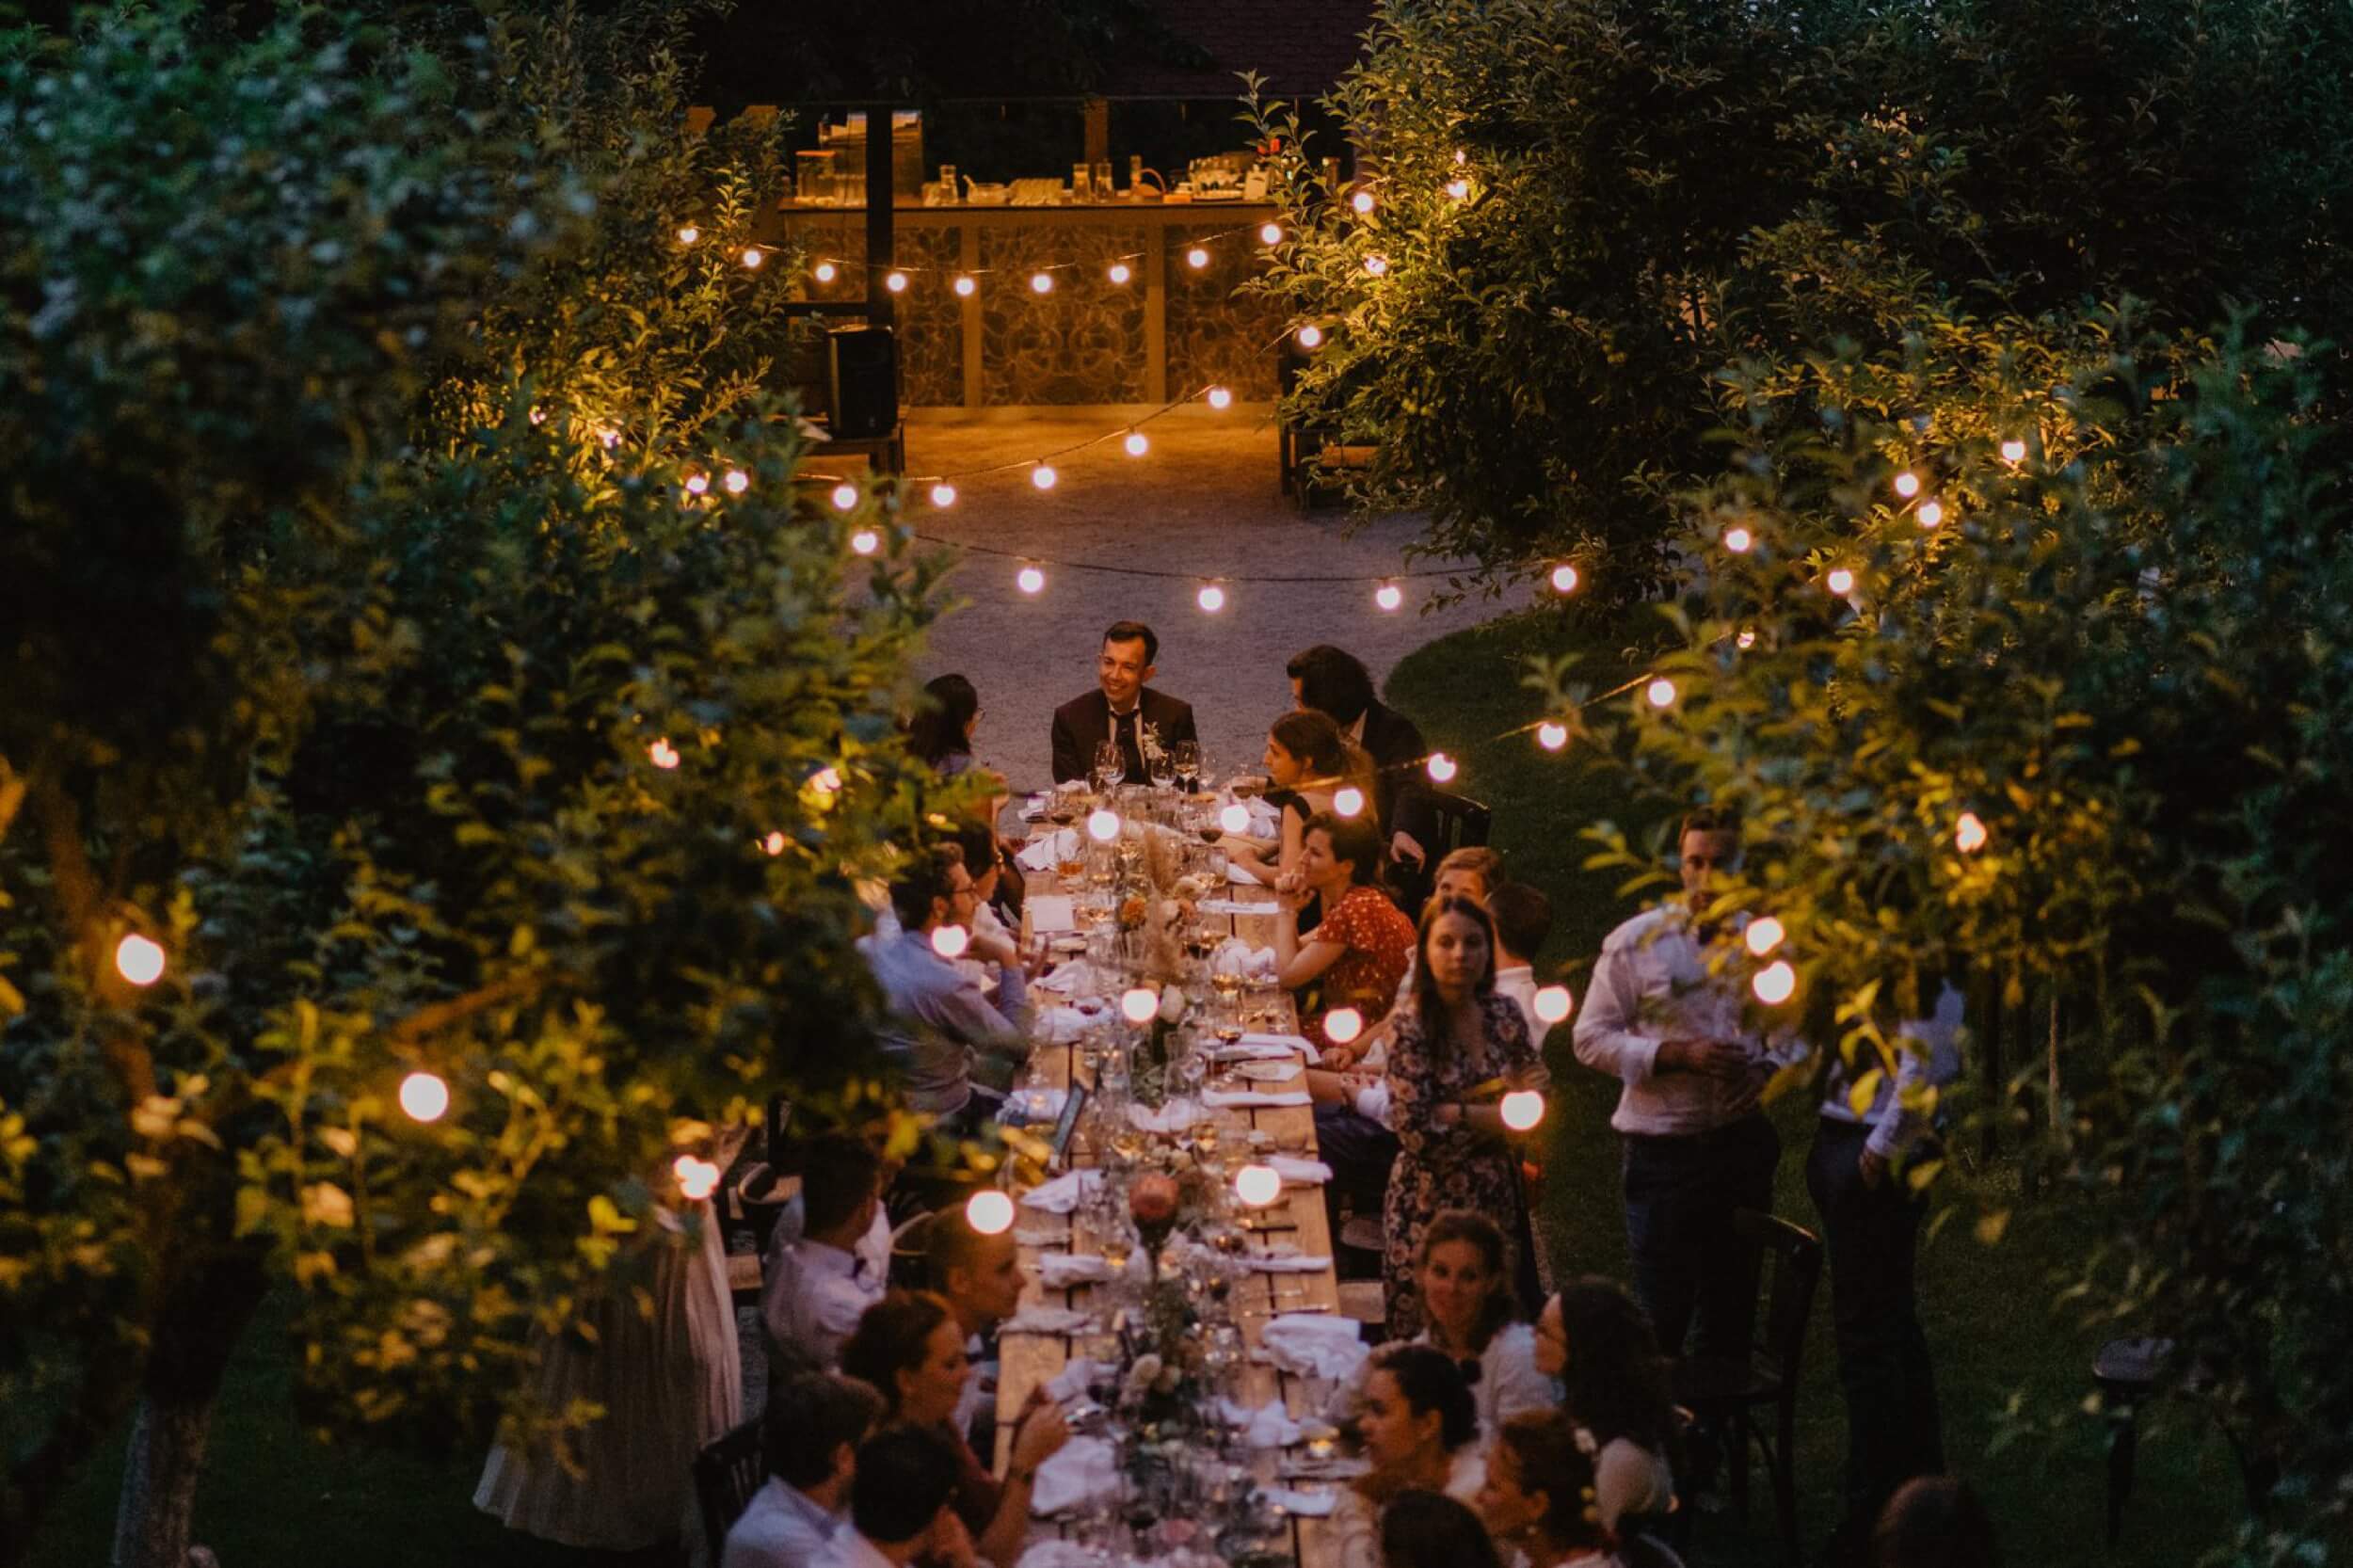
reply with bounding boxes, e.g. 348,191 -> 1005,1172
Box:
1386,605 -> 2248,1567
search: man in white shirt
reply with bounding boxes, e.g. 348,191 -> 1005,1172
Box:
761,1133 -> 886,1375
815,1425 -> 978,1568
921,1207 -> 1026,1453
1571,808 -> 1785,1363
722,1371 -> 886,1568
862,844 -> 1031,1135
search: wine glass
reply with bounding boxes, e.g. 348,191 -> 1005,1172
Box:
1093,740 -> 1126,790
1146,744 -> 1176,791
1172,740 -> 1201,793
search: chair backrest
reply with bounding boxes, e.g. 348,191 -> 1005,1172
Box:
694,1416 -> 768,1560
1421,789 -> 1492,857
1732,1208 -> 1822,1384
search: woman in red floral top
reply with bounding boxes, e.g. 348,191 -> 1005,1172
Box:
1273,812 -> 1417,1051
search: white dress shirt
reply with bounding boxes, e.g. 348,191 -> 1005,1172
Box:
1573,906 -> 1793,1136
1327,1320 -> 1558,1445
1815,981 -> 1965,1159
723,1478 -> 845,1568
812,1528 -> 901,1568
760,1237 -> 881,1371
769,1197 -> 892,1284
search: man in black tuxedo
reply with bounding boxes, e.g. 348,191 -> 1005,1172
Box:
1286,643 -> 1430,849
1049,620 -> 1198,785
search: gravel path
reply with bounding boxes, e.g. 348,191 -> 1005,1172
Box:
898,408 -> 1530,792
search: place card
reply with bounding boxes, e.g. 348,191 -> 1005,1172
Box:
1026,894 -> 1077,933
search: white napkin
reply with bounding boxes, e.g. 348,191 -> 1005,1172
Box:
1269,1155 -> 1333,1185
1019,1170 -> 1103,1213
1227,859 -> 1265,887
1038,1006 -> 1096,1043
1220,1399 -> 1305,1449
1043,1358 -> 1097,1403
1017,1541 -> 1101,1568
1211,938 -> 1279,981
1000,1304 -> 1101,1336
1026,894 -> 1078,934
1247,1253 -> 1332,1273
1242,1031 -> 1321,1064
1036,1253 -> 1116,1288
1263,1487 -> 1338,1517
1203,1088 -> 1313,1110
1260,1313 -> 1372,1381
1016,829 -> 1080,872
999,1087 -> 1069,1125
1243,797 -> 1281,835
1210,1039 -> 1302,1063
1128,1096 -> 1207,1133
1195,897 -> 1260,915
1031,1435 -> 1121,1516
1015,1225 -> 1067,1248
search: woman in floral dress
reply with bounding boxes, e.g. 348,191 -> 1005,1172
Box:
1383,896 -> 1544,1337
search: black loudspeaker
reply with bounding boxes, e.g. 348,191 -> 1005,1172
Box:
827,324 -> 899,439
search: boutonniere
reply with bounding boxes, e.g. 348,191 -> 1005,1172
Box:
1138,718 -> 1166,761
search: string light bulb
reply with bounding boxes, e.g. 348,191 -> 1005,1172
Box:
1893,470 -> 1921,498
1324,1007 -> 1365,1046
1375,582 -> 1402,611
1032,464 -> 1058,490
1745,916 -> 1785,956
1955,812 -> 1989,854
966,1189 -> 1016,1235
1030,271 -> 1055,294
1124,430 -> 1149,456
1121,986 -> 1160,1024
1087,808 -> 1121,842
1297,324 -> 1324,349
1446,177 -> 1471,200
114,934 -> 166,986
1644,678 -> 1677,709
931,923 -> 971,959
1333,786 -> 1365,818
885,269 -> 908,293
740,247 -> 764,269
1752,960 -> 1797,1005
1206,386 -> 1233,409
2001,438 -> 2027,464
723,469 -> 749,494
1235,1163 -> 1283,1208
1532,985 -> 1574,1024
830,482 -> 859,511
1197,583 -> 1226,613
399,1071 -> 450,1123
1016,565 -> 1046,594
648,738 -> 680,770
1259,222 -> 1284,245
1108,262 -> 1133,284
1363,254 -> 1389,277
1550,564 -> 1580,595
931,481 -> 958,507
1916,499 -> 1945,529
1187,247 -> 1210,269
850,529 -> 879,555
672,1155 -> 721,1201
953,274 -> 977,296
1537,721 -> 1568,750
1827,568 -> 1857,596
1737,630 -> 1758,649
684,472 -> 710,496
1500,1089 -> 1545,1131
762,830 -> 787,856
1351,189 -> 1376,215
813,260 -> 837,282
675,224 -> 699,245
1426,752 -> 1458,783
1220,803 -> 1251,835
1723,524 -> 1754,553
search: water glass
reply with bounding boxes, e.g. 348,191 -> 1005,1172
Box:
1093,741 -> 1126,790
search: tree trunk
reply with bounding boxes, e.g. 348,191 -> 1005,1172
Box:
109,1257 -> 267,1568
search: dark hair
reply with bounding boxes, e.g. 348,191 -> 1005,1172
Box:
1369,1342 -> 1478,1452
1271,709 -> 1352,781
763,1371 -> 886,1489
1494,1411 -> 1609,1552
1102,620 -> 1159,667
1484,882 -> 1554,964
920,1203 -> 1008,1292
1288,644 -> 1377,728
1409,895 -> 1499,1038
1416,1210 -> 1518,1351
1679,806 -> 1741,841
799,1132 -> 883,1237
1301,810 -> 1385,888
1873,1476 -> 2000,1568
1378,1489 -> 1503,1568
1552,1277 -> 1673,1450
887,841 -> 965,931
839,1289 -> 955,1416
951,822 -> 1000,891
904,674 -> 978,769
849,1422 -> 961,1544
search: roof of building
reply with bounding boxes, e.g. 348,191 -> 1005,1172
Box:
1099,0 -> 1377,98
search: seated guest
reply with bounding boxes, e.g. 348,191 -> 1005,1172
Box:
724,1372 -> 887,1568
763,1134 -> 888,1374
920,1206 -> 1027,1450
1048,620 -> 1197,785
1288,643 -> 1429,847
1378,1489 -> 1506,1568
839,1290 -> 1068,1568
1227,710 -> 1377,885
1873,1476 -> 1998,1568
1332,1345 -> 1488,1568
947,822 -> 1021,967
1272,812 -> 1417,1053
905,674 -> 983,778
863,843 -> 1032,1134
1532,1280 -> 1677,1527
1480,1410 -> 1686,1568
816,1423 -> 979,1568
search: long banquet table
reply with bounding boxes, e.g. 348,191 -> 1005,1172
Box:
1000,871 -> 1342,1568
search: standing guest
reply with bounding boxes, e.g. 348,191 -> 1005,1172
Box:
815,1424 -> 981,1568
724,1372 -> 887,1568
1378,1490 -> 1507,1568
920,1206 -> 1027,1451
1485,881 -> 1557,1042
1872,1476 -> 1998,1568
1479,1410 -> 1684,1568
838,1290 -> 1068,1568
762,1133 -> 887,1374
1226,710 -> 1377,885
1288,643 -> 1429,849
905,674 -> 983,778
1531,1280 -> 1677,1528
1811,982 -> 1965,1563
1571,808 -> 1784,1363
1332,1346 -> 1490,1568
863,843 -> 1032,1135
1382,896 -> 1544,1336
1272,813 -> 1417,1053
1048,620 -> 1197,785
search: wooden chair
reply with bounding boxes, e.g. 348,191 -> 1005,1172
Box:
1670,1209 -> 1822,1565
1390,788 -> 1492,916
2094,1336 -> 2274,1546
693,1416 -> 767,1562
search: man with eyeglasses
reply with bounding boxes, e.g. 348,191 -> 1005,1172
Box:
862,843 -> 1032,1136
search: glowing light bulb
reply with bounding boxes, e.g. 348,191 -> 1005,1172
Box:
931,923 -> 971,959
1030,271 -> 1054,294
1324,1007 -> 1365,1046
1220,804 -> 1250,834
1197,584 -> 1226,613
1187,247 -> 1210,269
1121,987 -> 1160,1025
1108,262 -> 1132,284
675,224 -> 699,245
1426,752 -> 1457,783
953,274 -> 977,296
598,426 -> 621,450
831,482 -> 859,511
1955,812 -> 1989,854
1375,582 -> 1402,611
1032,464 -> 1058,490
966,1189 -> 1016,1235
850,528 -> 879,555
1124,431 -> 1149,456
1351,189 -> 1375,215
1016,565 -> 1046,594
1086,808 -> 1121,843
812,260 -> 837,283
884,269 -> 908,293
1745,916 -> 1785,957
1827,568 -> 1857,596
684,472 -> 710,495
1752,960 -> 1797,1005
529,406 -> 546,425
1333,786 -> 1365,818
115,934 -> 166,986
1723,525 -> 1754,553
930,481 -> 957,507
1549,564 -> 1580,595
1235,1163 -> 1283,1208
1737,630 -> 1758,649
1500,1089 -> 1545,1131
1645,678 -> 1676,709
1916,499 -> 1945,529
1297,324 -> 1324,349
1894,470 -> 1921,498
1206,386 -> 1233,409
762,831 -> 787,856
723,469 -> 749,494
741,247 -> 764,269
399,1071 -> 450,1123
1260,222 -> 1284,245
1537,721 -> 1568,751
648,738 -> 680,769
2001,439 -> 2027,464
1446,177 -> 1471,200
1363,253 -> 1388,277
808,767 -> 841,798
1532,985 -> 1574,1025
673,1154 -> 721,1200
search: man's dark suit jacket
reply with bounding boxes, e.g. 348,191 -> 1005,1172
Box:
1049,687 -> 1199,785
1356,697 -> 1429,836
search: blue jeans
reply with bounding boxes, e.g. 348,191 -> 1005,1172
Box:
1621,1112 -> 1780,1360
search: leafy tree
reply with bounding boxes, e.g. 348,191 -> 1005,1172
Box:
0,5 -> 947,1563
